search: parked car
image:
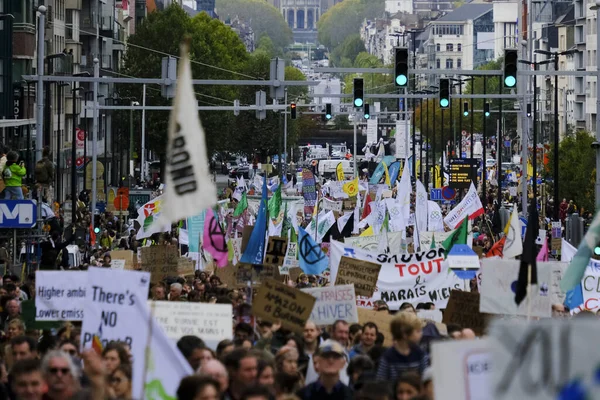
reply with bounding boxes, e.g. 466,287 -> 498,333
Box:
229,165 -> 251,178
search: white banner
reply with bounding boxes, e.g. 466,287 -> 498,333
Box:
302,284 -> 358,326
322,198 -> 342,212
330,240 -> 462,309
149,301 -> 232,349
162,44 -> 217,224
427,200 -> 445,232
344,232 -> 403,254
367,119 -> 378,144
479,259 -> 551,318
36,271 -> 87,321
419,230 -> 454,250
415,180 -> 428,233
444,182 -> 484,229
81,268 -> 150,397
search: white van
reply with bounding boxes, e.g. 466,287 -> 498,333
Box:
317,160 -> 354,179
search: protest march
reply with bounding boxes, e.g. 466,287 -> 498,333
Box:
4,41 -> 600,400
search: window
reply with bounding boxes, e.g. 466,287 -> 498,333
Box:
66,9 -> 73,40
457,43 -> 462,52
436,43 -> 440,51
446,58 -> 453,69
436,59 -> 440,68
457,59 -> 462,69
446,44 -> 453,51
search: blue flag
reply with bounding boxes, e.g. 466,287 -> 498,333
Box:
388,161 -> 401,185
298,226 -> 329,275
564,284 -> 584,311
240,175 -> 268,264
369,156 -> 396,184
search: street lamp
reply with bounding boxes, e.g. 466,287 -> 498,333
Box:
535,48 -> 577,221
450,77 -> 473,158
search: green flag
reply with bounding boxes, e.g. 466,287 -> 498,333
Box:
430,233 -> 436,249
441,216 -> 468,257
268,184 -> 282,218
233,192 -> 247,217
281,202 -> 292,238
290,227 -> 298,259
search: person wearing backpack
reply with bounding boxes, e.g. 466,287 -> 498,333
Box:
35,146 -> 55,202
3,151 -> 26,200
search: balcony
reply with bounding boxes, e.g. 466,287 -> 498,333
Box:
81,54 -> 114,72
46,54 -> 74,76
100,17 -> 113,33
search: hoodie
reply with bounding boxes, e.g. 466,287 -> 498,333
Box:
375,343 -> 429,381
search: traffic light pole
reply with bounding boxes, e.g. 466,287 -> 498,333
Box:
497,80 -> 503,207
482,76 -> 487,204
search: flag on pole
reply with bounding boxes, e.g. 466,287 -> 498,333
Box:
202,208 -> 228,268
336,162 -> 344,181
268,184 -> 282,218
233,192 -> 248,218
383,163 -> 391,187
441,216 -> 468,256
415,180 -> 428,234
515,204 -> 539,305
486,237 -> 506,258
396,163 -> 412,223
298,226 -> 329,275
502,206 -> 523,259
136,301 -> 193,400
388,161 -> 400,185
536,236 -> 549,262
135,195 -> 171,240
343,178 -> 359,197
443,182 -> 484,229
162,40 -> 217,224
560,209 -> 600,292
240,175 -> 268,264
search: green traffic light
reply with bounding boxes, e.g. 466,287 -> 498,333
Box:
364,113 -> 370,119
440,99 -> 449,108
463,111 -> 469,117
396,75 -> 408,86
94,227 -> 101,234
595,246 -> 600,256
504,76 -> 516,87
326,114 -> 332,120
485,112 -> 490,117
354,98 -> 363,107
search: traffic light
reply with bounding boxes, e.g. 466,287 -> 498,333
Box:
504,49 -> 518,88
290,103 -> 297,119
526,103 -> 531,117
325,103 -> 332,120
353,78 -> 364,108
595,244 -> 600,257
394,48 -> 409,87
439,79 -> 450,108
364,104 -> 370,119
484,102 -> 490,117
463,101 -> 469,117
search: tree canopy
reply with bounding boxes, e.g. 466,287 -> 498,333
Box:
329,34 -> 366,67
215,0 -> 293,51
317,0 -> 385,50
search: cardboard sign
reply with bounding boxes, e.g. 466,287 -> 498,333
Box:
551,238 -> 561,251
443,290 -> 489,336
335,256 -> 382,297
264,236 -> 288,267
357,307 -> 393,347
141,245 -> 180,283
302,285 -> 359,326
111,250 -> 136,270
177,258 -> 195,276
149,301 -> 232,349
252,279 -> 316,334
36,271 -> 87,321
490,319 -> 600,400
236,264 -> 277,285
432,339 -> 493,400
289,267 -> 303,283
215,264 -> 238,288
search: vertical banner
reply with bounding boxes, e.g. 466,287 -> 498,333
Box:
302,169 -> 317,220
187,210 -> 206,253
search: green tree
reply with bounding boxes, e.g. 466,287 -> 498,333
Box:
256,34 -> 277,57
329,34 -> 366,67
547,130 -> 595,212
118,5 -> 249,158
216,0 -> 293,51
317,0 -> 385,50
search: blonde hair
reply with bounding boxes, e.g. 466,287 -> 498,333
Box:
390,311 -> 423,341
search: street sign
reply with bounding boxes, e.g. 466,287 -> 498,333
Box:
0,200 -> 36,228
441,186 -> 457,201
449,158 -> 478,189
430,188 -> 442,201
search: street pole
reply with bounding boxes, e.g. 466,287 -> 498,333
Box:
533,63 -> 538,206
91,58 -> 99,233
84,91 -> 91,187
433,99 -> 436,187
353,117 -> 357,178
459,82 -> 463,157
482,76 -> 487,203
426,99 -> 430,188
596,2 -> 600,211
71,84 -> 78,225
35,6 -> 45,163
419,98 -> 423,180
497,80 -> 503,206
470,77 -> 475,159
57,84 -> 63,203
441,107 -> 444,184
141,84 -> 147,181
283,88 -> 288,176
129,104 -> 133,180
553,56 -> 559,220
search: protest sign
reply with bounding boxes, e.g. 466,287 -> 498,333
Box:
357,308 -> 393,347
36,271 -> 87,321
417,309 -> 443,323
215,264 -> 237,288
419,231 -> 454,251
264,236 -> 288,267
331,240 -> 462,309
431,339 -> 493,400
177,258 -> 195,276
236,263 -> 277,285
490,319 -> 600,400
344,232 -> 403,253
302,169 -> 317,219
111,260 -> 126,270
81,268 -> 150,399
335,256 -> 381,297
141,245 -> 179,283
252,279 -> 315,334
111,250 -> 136,269
479,259 -> 552,318
302,285 -> 358,326
149,301 -> 232,349
443,290 -> 489,336
322,198 -> 342,212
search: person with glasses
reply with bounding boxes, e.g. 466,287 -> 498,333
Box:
109,364 -> 132,400
41,350 -> 80,400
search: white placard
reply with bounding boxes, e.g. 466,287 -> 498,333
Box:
111,260 -> 126,270
417,309 -> 443,323
491,319 -> 600,400
302,284 -> 358,326
35,271 -> 87,321
366,119 -> 378,144
322,198 -> 342,212
149,301 -> 233,350
447,254 -> 480,270
81,268 -> 150,397
432,339 -> 493,400
479,259 -> 551,318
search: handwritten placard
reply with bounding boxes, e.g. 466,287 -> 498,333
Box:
264,236 -> 288,267
302,284 -> 358,326
443,290 -> 489,336
357,307 -> 394,347
177,258 -> 195,276
141,245 -> 180,283
252,279 -> 315,334
335,256 -> 382,297
111,250 -> 136,270
111,260 -> 126,270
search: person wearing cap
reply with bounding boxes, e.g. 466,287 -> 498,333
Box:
373,300 -> 389,312
296,340 -> 352,400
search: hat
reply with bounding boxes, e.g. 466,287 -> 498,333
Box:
318,340 -> 346,357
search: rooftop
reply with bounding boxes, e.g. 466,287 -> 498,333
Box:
434,3 -> 492,22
